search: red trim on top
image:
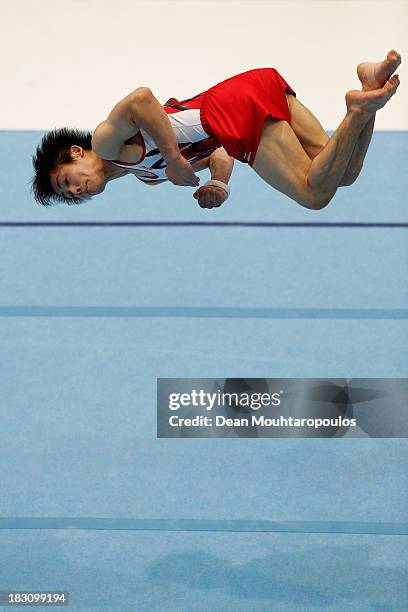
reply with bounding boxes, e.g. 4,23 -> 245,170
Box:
132,169 -> 160,179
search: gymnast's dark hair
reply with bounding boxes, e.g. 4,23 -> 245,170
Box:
31,127 -> 92,206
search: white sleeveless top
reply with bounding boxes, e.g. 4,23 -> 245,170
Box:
108,96 -> 220,184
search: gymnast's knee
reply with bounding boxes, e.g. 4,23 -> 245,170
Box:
297,189 -> 334,211
339,169 -> 360,186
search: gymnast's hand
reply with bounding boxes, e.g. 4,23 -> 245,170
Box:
165,154 -> 200,187
193,185 -> 229,209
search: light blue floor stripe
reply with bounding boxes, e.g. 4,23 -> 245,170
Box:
0,518 -> 407,535
0,306 -> 407,319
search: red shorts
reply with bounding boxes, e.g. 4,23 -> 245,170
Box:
199,68 -> 296,166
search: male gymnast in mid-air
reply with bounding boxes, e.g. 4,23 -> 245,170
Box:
32,50 -> 401,210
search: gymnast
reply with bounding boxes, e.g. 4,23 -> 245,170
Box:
31,50 -> 401,210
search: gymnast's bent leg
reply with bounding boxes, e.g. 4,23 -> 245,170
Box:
251,73 -> 399,210
285,50 -> 401,187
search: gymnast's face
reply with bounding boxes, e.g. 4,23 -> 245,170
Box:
49,145 -> 107,201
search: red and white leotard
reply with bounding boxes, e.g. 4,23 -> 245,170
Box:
108,68 -> 296,177
109,96 -> 221,184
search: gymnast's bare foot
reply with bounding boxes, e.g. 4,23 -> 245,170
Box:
357,49 -> 402,91
346,74 -> 400,114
